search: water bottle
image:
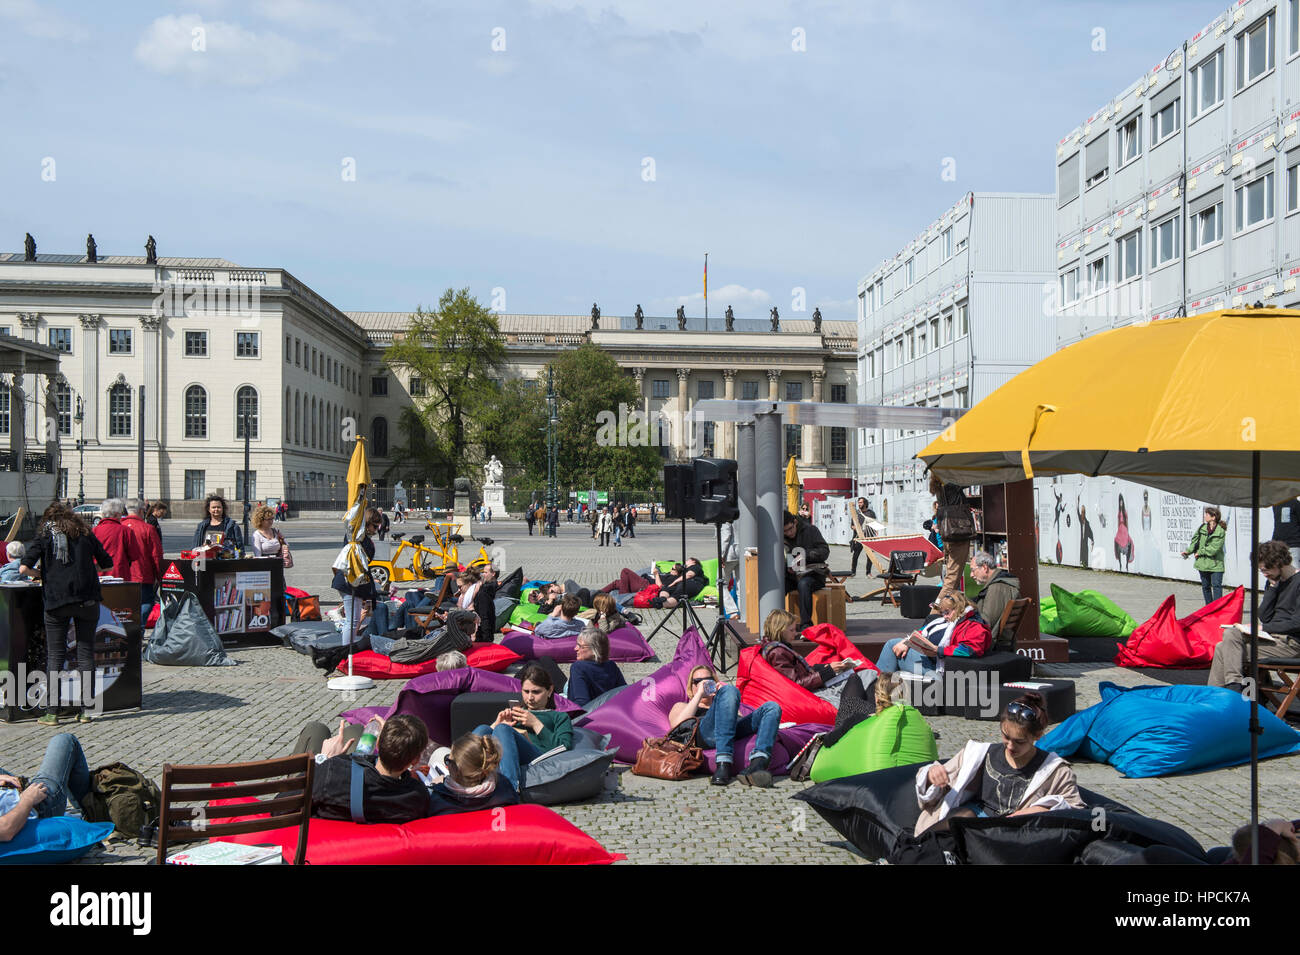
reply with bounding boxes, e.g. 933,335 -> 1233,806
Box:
354,718 -> 382,756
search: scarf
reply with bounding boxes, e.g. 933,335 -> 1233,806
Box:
440,774 -> 497,798
50,526 -> 71,565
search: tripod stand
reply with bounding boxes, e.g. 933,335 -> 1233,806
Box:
642,517 -> 741,672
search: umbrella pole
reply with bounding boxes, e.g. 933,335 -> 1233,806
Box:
1250,451 -> 1260,865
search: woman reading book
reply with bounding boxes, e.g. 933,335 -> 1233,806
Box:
759,608 -> 856,705
470,663 -> 573,792
874,592 -> 990,676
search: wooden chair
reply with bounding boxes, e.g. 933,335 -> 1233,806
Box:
860,550 -> 929,606
1256,657 -> 1300,720
407,574 -> 455,631
995,597 -> 1034,652
157,754 -> 315,865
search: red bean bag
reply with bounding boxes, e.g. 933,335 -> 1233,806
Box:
802,623 -> 878,672
1114,587 -> 1244,669
213,803 -> 623,865
632,584 -> 660,609
337,644 -> 524,680
735,645 -> 837,726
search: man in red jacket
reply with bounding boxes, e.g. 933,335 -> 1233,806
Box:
122,498 -> 163,618
92,498 -> 137,583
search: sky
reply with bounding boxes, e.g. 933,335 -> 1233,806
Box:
1,0 -> 1229,322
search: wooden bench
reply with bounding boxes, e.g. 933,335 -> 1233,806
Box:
784,582 -> 846,630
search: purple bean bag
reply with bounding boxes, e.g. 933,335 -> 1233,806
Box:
501,622 -> 655,663
342,668 -> 583,745
575,629 -> 828,772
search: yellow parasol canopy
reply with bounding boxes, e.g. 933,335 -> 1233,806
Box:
337,436 -> 372,586
785,455 -> 800,514
917,309 -> 1300,506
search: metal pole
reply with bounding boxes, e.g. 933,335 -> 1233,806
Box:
736,421 -> 756,620
546,365 -> 557,510
137,385 -> 145,501
1249,450 -> 1261,865
754,408 -> 784,622
242,411 -> 251,549
703,251 -> 708,330
76,397 -> 84,505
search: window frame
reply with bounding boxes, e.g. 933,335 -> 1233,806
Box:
370,375 -> 388,397
108,383 -> 132,438
1060,266 -> 1080,304
1290,0 -> 1300,59
47,328 -> 72,354
235,385 -> 260,440
1235,12 -> 1276,91
905,257 -> 915,286
1117,229 -> 1142,283
1233,167 -> 1275,235
107,328 -> 134,356
54,381 -> 72,436
183,384 -> 208,439
184,329 -> 209,358
409,375 -> 427,397
1288,158 -> 1300,215
1150,214 -> 1180,271
235,330 -> 260,359
1151,97 -> 1180,147
942,227 -> 954,260
1189,199 -> 1224,253
652,378 -> 670,399
184,470 -> 205,501
1086,255 -> 1110,294
106,468 -> 129,499
1117,112 -> 1142,169
1189,48 -> 1225,121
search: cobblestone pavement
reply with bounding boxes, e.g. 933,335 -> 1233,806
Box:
3,516 -> 1295,864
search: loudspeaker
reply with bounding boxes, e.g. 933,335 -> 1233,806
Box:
663,464 -> 694,520
693,457 -> 739,524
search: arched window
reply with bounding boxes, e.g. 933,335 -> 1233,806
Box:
184,385 -> 208,438
54,381 -> 72,436
108,382 -> 132,437
236,386 -> 259,440
294,391 -> 301,444
311,398 -> 318,448
372,416 -> 388,457
285,387 -> 291,439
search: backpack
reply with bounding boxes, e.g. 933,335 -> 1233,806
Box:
79,762 -> 162,838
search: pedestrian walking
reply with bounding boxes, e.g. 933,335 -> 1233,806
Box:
1182,506 -> 1227,604
525,507 -> 536,536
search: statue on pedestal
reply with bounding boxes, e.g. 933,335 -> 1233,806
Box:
591,303 -> 600,330
770,306 -> 780,332
23,233 -> 35,261
145,235 -> 157,265
676,305 -> 686,330
725,305 -> 734,331
812,307 -> 822,333
86,234 -> 97,263
634,304 -> 643,330
483,454 -> 504,486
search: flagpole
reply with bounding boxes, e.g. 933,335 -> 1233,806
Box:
704,252 -> 708,330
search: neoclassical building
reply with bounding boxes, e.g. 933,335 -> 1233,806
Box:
0,248 -> 855,511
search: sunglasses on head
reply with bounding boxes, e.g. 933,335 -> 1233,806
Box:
1004,701 -> 1040,725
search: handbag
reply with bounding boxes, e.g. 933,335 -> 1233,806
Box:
278,532 -> 294,569
631,721 -> 704,780
936,503 -> 975,544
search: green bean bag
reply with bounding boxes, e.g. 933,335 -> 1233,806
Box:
1042,584 -> 1137,638
508,595 -> 547,627
1040,596 -> 1060,634
653,558 -> 720,601
809,703 -> 938,782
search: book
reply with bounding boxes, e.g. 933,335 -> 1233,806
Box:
528,745 -> 568,765
823,669 -> 856,688
166,842 -> 283,865
903,632 -> 939,657
1004,681 -> 1053,690
1222,623 -> 1278,643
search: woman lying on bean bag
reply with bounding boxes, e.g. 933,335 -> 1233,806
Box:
426,732 -> 519,814
915,692 -> 1083,835
759,609 -> 856,706
473,663 -> 573,791
877,592 -> 989,676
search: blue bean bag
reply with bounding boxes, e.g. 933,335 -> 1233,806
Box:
0,817 -> 115,864
1039,682 -> 1300,778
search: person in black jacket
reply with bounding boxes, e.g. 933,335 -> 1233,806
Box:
783,511 -> 830,629
191,493 -> 244,554
292,715 -> 430,824
1208,540 -> 1300,690
471,564 -> 499,642
21,503 -> 114,724
426,732 -> 518,815
930,473 -> 971,600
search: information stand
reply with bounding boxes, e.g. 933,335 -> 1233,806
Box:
0,581 -> 144,722
158,556 -> 285,642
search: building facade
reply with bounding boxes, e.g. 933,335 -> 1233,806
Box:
1055,0 -> 1300,342
855,192 -> 1056,496
0,252 -> 855,511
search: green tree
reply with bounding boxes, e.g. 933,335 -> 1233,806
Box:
384,288 -> 506,485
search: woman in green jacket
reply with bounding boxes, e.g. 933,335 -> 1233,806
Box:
473,663 -> 572,793
1182,506 -> 1227,604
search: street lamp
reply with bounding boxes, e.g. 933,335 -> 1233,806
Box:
74,396 -> 84,505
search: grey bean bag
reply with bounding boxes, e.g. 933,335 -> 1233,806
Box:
520,727 -> 616,806
145,592 -> 235,667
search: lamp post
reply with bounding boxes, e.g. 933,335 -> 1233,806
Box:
74,396 -> 84,505
330,479 -> 336,507
545,365 -> 558,510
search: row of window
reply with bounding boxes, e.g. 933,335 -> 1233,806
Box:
287,334 -> 359,394
783,425 -> 848,463
1061,159 -> 1300,301
1065,6 -> 1300,204
44,327 -> 261,358
0,383 -> 259,439
180,385 -> 262,439
73,469 -> 260,501
863,303 -> 969,379
645,378 -> 848,401
860,390 -> 969,444
285,390 -> 361,454
861,227 -> 966,317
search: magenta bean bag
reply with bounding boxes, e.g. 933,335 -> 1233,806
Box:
575,629 -> 829,771
342,667 -> 582,744
501,622 -> 655,663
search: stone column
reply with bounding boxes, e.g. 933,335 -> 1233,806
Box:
676,368 -> 690,459
138,315 -> 162,445
631,366 -> 647,418
79,314 -> 102,442
807,370 -> 825,468
721,369 -> 736,459
766,368 -> 781,401
18,313 -> 39,445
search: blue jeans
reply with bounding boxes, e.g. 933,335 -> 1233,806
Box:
614,525 -> 623,545
696,685 -> 780,764
397,594 -> 436,630
0,734 -> 92,819
1200,571 -> 1224,605
876,638 -> 937,676
473,723 -> 540,793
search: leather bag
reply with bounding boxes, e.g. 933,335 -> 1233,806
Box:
631,721 -> 704,780
936,504 -> 975,544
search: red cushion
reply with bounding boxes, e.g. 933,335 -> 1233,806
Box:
336,644 -> 523,680
735,645 -> 837,725
632,584 -> 660,609
802,623 -> 878,672
213,803 -> 623,865
145,603 -> 161,628
1114,587 -> 1244,669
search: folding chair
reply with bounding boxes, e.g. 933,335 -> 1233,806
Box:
1257,658 -> 1300,720
859,549 -> 929,606
157,754 -> 314,865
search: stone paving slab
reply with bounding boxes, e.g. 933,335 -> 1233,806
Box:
1,518 -> 1293,864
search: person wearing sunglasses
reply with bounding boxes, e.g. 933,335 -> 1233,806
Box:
875,592 -> 990,676
913,692 -> 1083,835
668,665 -> 782,788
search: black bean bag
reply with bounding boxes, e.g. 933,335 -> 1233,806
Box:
520,727 -> 616,806
794,765 -> 1207,864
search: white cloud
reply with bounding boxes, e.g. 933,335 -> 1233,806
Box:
134,14 -> 316,86
0,0 -> 87,41
667,283 -> 772,310
252,0 -> 387,43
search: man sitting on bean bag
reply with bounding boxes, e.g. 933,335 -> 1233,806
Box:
294,715 -> 431,824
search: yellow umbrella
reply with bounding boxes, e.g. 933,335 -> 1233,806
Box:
917,307 -> 1300,863
339,436 -> 372,587
785,455 -> 801,514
